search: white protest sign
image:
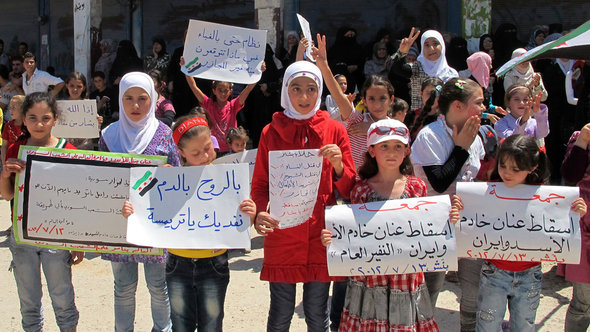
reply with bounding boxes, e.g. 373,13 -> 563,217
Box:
182,19 -> 266,84
456,182 -> 581,264
14,146 -> 165,254
269,149 -> 322,229
326,195 -> 455,276
212,149 -> 257,183
296,14 -> 315,62
53,100 -> 99,138
127,164 -> 251,249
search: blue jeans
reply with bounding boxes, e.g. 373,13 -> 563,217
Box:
268,282 -> 330,332
111,261 -> 171,332
476,262 -> 542,332
166,252 -> 229,332
9,236 -> 79,332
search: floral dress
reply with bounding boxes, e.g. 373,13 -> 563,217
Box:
339,176 -> 439,332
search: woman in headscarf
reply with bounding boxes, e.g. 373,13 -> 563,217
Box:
503,48 -> 548,101
363,42 -> 392,78
525,29 -> 546,50
328,26 -> 366,93
109,40 -> 143,86
100,71 -> 180,331
390,28 -> 459,109
94,39 -> 117,86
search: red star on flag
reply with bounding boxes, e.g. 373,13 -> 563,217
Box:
18,185 -> 24,192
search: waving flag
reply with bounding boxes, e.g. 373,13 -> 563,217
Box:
497,20 -> 590,77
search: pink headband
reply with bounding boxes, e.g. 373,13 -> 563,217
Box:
507,85 -> 530,95
173,117 -> 209,145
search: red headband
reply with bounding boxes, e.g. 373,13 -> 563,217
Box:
173,117 -> 209,145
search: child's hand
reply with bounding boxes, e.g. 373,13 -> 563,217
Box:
347,93 -> 357,104
399,27 -> 420,55
453,115 -> 480,150
97,115 -> 104,127
179,56 -> 185,66
1,158 -> 25,179
449,195 -> 463,224
122,201 -> 134,218
321,229 -> 333,246
254,211 -> 279,235
319,144 -> 344,177
310,34 -> 328,65
575,123 -> 590,149
494,106 -> 507,115
486,113 -> 500,125
347,121 -> 370,136
532,73 -> 541,87
531,92 -> 543,114
260,61 -> 266,73
571,197 -> 587,217
71,251 -> 84,265
239,199 -> 257,219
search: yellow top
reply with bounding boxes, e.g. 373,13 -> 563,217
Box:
168,248 -> 227,258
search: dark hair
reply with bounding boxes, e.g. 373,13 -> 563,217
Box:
390,98 -> 408,118
152,37 -> 167,57
92,71 -> 106,79
65,71 -> 88,99
210,81 -> 233,102
438,78 -> 481,115
23,52 -> 35,61
172,114 -> 211,152
479,34 -> 494,52
358,150 -> 414,180
188,106 -> 212,126
21,92 -> 58,139
490,134 -> 550,185
226,126 -> 249,145
12,55 -> 23,63
410,77 -> 444,138
19,42 -> 28,48
361,75 -> 394,99
0,64 -> 9,80
147,69 -> 168,98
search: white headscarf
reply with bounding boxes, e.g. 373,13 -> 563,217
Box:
101,72 -> 160,154
510,48 -> 535,80
417,30 -> 458,83
281,61 -> 323,120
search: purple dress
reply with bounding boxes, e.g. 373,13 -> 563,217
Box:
100,121 -> 180,264
559,131 -> 590,284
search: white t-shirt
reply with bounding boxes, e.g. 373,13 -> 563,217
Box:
22,69 -> 63,95
411,116 -> 485,196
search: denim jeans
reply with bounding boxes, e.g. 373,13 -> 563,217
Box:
476,262 -> 542,332
9,236 -> 79,332
166,252 -> 229,332
565,281 -> 590,331
329,281 -> 347,331
267,282 -> 330,332
457,258 -> 483,332
111,261 -> 171,332
424,271 -> 445,309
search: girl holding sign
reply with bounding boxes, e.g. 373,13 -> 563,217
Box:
321,119 -> 439,331
251,35 -> 356,331
0,92 -> 82,332
122,113 -> 257,331
410,78 -> 485,331
100,72 -> 180,332
181,57 -> 264,154
450,134 -> 587,332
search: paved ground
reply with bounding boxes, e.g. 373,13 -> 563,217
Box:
0,199 -> 573,331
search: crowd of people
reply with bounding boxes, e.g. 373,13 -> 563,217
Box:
0,20 -> 590,332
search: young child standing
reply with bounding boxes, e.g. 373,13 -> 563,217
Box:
406,77 -> 443,141
100,71 -> 180,332
122,114 -> 256,331
494,84 -> 548,140
1,95 -> 24,163
324,74 -> 355,124
148,69 -> 175,127
410,78 -> 486,331
0,92 -> 82,332
63,71 -> 103,150
251,39 -> 356,330
321,119 -> 439,332
226,126 -> 249,154
451,134 -> 586,331
182,58 -> 264,154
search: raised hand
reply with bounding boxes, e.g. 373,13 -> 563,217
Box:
399,27 -> 421,55
453,115 -> 480,150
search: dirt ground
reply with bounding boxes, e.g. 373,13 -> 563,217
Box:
0,199 -> 573,331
